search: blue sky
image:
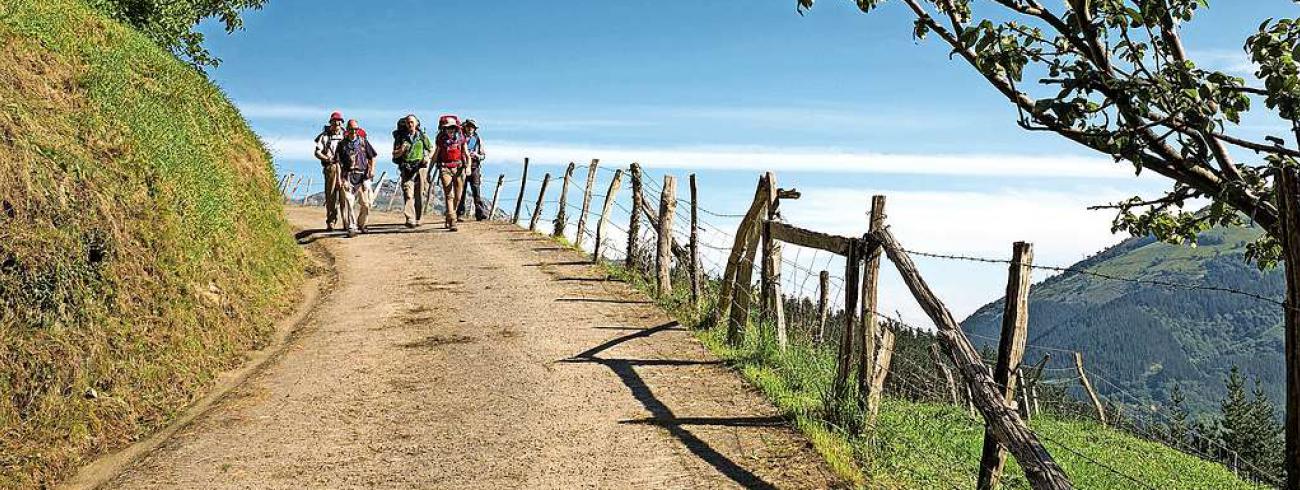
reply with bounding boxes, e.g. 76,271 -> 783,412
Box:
200,0 -> 1299,322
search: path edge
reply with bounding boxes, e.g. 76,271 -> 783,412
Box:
59,237 -> 339,490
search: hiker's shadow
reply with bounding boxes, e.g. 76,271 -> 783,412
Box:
295,224 -> 447,245
560,321 -> 779,489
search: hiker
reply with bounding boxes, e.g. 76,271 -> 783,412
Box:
334,119 -> 378,237
457,119 -> 489,221
434,115 -> 471,231
392,114 -> 432,228
313,111 -> 345,230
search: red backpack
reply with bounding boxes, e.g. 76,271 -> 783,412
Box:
437,131 -> 465,167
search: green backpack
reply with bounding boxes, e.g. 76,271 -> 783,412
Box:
401,130 -> 431,163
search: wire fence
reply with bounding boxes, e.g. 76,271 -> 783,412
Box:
280,160 -> 1282,488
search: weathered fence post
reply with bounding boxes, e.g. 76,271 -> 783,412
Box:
727,173 -> 776,342
592,169 -> 624,264
286,175 -> 304,204
277,173 -> 291,196
386,181 -> 401,212
554,162 -> 576,238
300,178 -> 313,205
931,343 -> 961,405
977,241 -> 1034,490
656,175 -> 677,296
575,159 -> 600,246
1278,166 -> 1300,490
859,196 -> 888,417
489,174 -> 505,220
1074,352 -> 1108,427
529,173 -> 551,232
512,157 -> 530,224
875,229 -> 1069,489
868,324 -> 896,413
833,238 -> 862,400
1016,369 -> 1033,422
817,270 -> 830,342
626,163 -> 644,271
717,175 -> 772,343
689,174 -> 701,309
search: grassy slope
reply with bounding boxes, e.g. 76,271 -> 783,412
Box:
594,262 -> 1261,488
962,225 -> 1283,414
0,1 -> 303,486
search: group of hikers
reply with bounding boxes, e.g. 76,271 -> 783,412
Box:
312,111 -> 488,236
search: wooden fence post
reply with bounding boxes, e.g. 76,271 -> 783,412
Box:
656,175 -> 677,296
859,196 -> 888,417
554,162 -> 576,238
575,159 -> 600,246
817,270 -> 830,342
489,174 -> 505,220
300,178 -> 313,205
931,343 -> 961,405
717,175 -> 771,343
1278,166 -> 1300,490
277,173 -> 291,197
286,175 -> 304,204
727,173 -> 775,342
1074,352 -> 1108,427
592,169 -> 624,264
689,174 -> 701,309
626,163 -> 644,271
760,184 -> 789,349
868,324 -> 896,413
529,173 -> 551,232
833,238 -> 862,400
976,241 -> 1035,490
512,157 -> 530,224
875,229 -> 1069,489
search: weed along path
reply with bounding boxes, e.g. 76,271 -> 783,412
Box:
105,206 -> 838,489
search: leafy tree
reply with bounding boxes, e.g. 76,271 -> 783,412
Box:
795,0 -> 1300,267
87,0 -> 266,67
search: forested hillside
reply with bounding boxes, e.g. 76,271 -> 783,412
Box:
962,225 -> 1284,416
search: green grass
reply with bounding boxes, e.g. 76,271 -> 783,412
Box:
0,1 -> 303,486
591,259 -> 1265,489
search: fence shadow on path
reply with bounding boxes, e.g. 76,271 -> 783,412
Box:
560,321 -> 779,490
294,224 -> 447,245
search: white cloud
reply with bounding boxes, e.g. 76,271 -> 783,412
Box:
1188,49 -> 1256,75
264,136 -> 1133,179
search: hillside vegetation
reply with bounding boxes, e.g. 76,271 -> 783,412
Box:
0,0 -> 303,486
594,258 -> 1261,488
962,225 -> 1283,416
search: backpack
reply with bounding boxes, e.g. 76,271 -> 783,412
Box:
398,130 -> 429,163
437,131 -> 465,166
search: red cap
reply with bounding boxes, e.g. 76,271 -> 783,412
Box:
358,128 -> 368,138
330,111 -> 343,121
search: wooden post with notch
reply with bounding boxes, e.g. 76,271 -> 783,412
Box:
977,241 -> 1034,490
817,270 -> 830,342
717,175 -> 771,342
1074,352 -> 1107,427
859,196 -> 888,417
529,173 -> 551,232
1278,166 -> 1300,490
868,323 -> 895,413
489,174 -> 505,220
832,238 -> 861,400
656,175 -> 677,296
592,169 -> 624,264
760,200 -> 788,349
626,163 -> 644,271
689,174 -> 701,309
877,230 -> 1069,488
512,157 -> 530,224
554,162 -> 576,238
727,173 -> 775,342
575,159 -> 600,247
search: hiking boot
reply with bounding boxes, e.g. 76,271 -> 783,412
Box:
326,224 -> 334,231
346,229 -> 357,238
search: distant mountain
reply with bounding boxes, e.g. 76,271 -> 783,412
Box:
961,225 -> 1285,416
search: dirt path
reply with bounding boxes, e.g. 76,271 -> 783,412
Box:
107,206 -> 840,489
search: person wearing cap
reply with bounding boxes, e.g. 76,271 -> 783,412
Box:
313,111 -> 345,230
333,119 -> 378,237
392,114 -> 432,228
457,119 -> 489,221
433,115 -> 470,231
